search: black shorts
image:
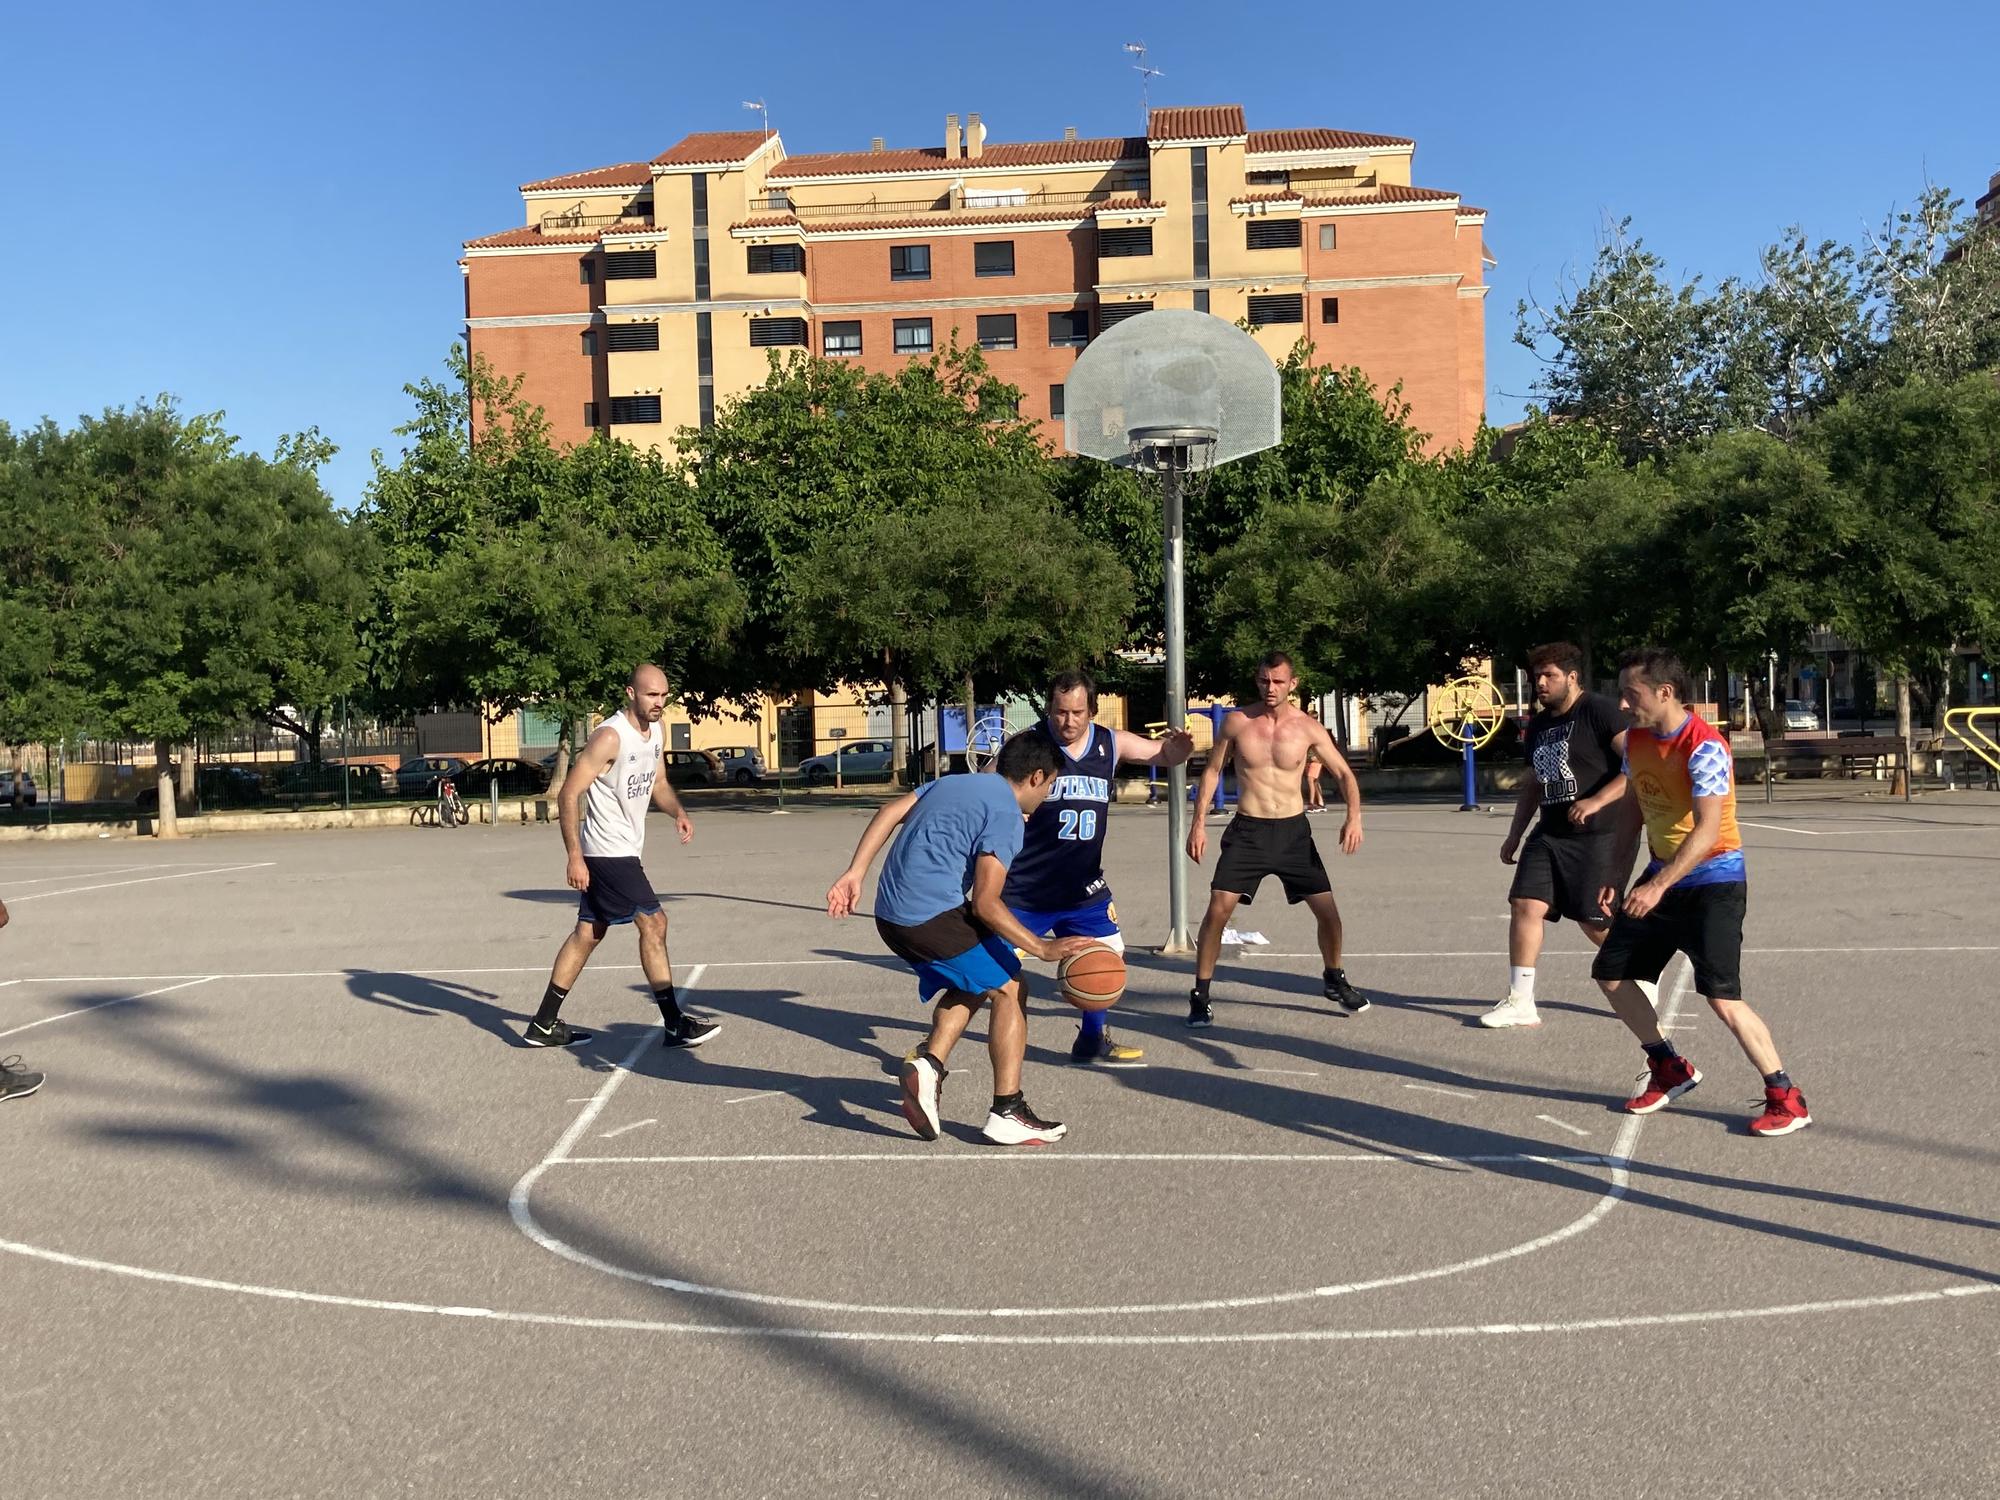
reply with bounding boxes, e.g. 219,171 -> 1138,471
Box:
577,855 -> 662,926
1211,813 -> 1331,905
1508,832 -> 1615,926
1592,882 -> 1746,999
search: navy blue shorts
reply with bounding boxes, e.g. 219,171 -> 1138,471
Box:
577,856 -> 661,926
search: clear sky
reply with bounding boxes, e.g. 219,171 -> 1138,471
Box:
3,1 -> 1994,506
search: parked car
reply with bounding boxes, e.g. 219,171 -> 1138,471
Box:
798,739 -> 894,784
456,758 -> 551,798
1782,699 -> 1821,733
271,762 -> 385,800
663,748 -> 724,789
395,756 -> 466,797
710,745 -> 767,785
134,765 -> 267,812
0,769 -> 37,807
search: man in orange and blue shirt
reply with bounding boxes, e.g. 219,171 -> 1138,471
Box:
1584,647 -> 1812,1136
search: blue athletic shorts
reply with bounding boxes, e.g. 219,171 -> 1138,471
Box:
1007,897 -> 1123,952
875,907 -> 1024,1002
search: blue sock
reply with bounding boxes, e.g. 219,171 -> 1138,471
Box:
1079,1007 -> 1106,1041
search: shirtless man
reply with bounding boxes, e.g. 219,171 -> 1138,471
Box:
1186,651 -> 1366,1026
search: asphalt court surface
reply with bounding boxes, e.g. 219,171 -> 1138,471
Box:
2,794 -> 1997,1496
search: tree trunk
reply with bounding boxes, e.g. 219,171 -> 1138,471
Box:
178,737 -> 197,807
1894,674 -> 1913,796
548,718 -> 575,789
154,739 -> 180,839
962,672 -> 978,773
887,659 -> 907,790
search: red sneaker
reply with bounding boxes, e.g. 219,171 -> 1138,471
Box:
1748,1085 -> 1812,1137
1625,1054 -> 1701,1114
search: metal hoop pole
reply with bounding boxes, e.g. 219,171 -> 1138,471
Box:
1162,461 -> 1191,954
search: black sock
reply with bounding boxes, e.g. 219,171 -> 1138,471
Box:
534,982 -> 569,1027
992,1090 -> 1023,1113
1643,1039 -> 1678,1062
1191,977 -> 1211,1002
1764,1069 -> 1793,1091
653,984 -> 681,1026
1323,966 -> 1345,988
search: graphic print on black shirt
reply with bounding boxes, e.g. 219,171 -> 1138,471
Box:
1526,692 -> 1626,838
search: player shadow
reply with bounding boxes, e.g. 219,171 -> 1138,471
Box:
54,1016 -> 1155,1498
343,969 -> 522,1050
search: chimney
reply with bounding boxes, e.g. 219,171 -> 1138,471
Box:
870,136 -> 885,153
1063,125 -> 1077,141
945,113 -> 962,160
966,112 -> 985,160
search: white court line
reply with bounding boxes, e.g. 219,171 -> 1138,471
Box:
555,1151 -> 1608,1167
0,980 -> 18,990
0,865 -> 163,887
724,1090 -> 789,1106
1536,1116 -> 1592,1138
7,863 -> 275,902
1403,1084 -> 1477,1100
599,1119 -> 656,1140
0,978 -> 214,1041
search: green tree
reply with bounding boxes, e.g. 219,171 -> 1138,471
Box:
1854,186 -> 2000,391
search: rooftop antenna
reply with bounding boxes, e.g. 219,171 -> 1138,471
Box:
741,98 -> 771,140
1124,42 -> 1163,122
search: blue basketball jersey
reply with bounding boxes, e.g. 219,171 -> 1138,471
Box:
1003,722 -> 1116,911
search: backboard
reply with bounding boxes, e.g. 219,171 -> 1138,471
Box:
1063,308 -> 1281,467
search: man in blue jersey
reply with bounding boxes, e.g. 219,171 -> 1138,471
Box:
828,734 -> 1099,1145
1003,670 -> 1195,1065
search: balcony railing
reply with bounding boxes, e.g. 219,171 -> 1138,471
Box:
539,205 -> 654,232
770,181 -> 1151,224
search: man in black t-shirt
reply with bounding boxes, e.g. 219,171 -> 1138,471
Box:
1482,642 -> 1656,1029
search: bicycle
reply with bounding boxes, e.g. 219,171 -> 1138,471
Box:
437,778 -> 468,828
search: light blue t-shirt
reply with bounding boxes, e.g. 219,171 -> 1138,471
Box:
875,775 -> 1025,926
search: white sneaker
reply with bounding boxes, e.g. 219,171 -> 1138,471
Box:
1638,979 -> 1661,1011
1478,992 -> 1542,1029
899,1054 -> 943,1141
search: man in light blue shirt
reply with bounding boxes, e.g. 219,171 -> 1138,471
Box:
828,735 -> 1096,1147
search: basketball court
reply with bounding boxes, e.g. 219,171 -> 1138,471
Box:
3,797 -> 1996,1496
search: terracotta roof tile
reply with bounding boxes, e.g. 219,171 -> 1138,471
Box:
1247,128 -> 1415,153
1092,198 -> 1165,213
1301,184 -> 1459,208
653,130 -> 772,167
732,214 -> 802,230
1230,191 -> 1305,206
769,136 -> 1144,180
1458,204 -> 1487,217
519,162 -> 653,193
1148,105 -> 1247,140
463,225 -> 607,249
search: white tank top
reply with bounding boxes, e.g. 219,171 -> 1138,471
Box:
580,713 -> 662,859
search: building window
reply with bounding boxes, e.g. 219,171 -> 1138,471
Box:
1191,146 -> 1210,281
1098,226 -> 1153,258
608,396 -> 662,424
604,250 -> 656,280
1319,223 -> 1337,252
748,243 -> 804,274
823,321 -> 862,357
1247,293 -> 1305,326
973,241 -> 1015,277
606,322 -> 659,352
1321,296 -> 1340,324
1245,219 -> 1303,251
1193,289 -> 1210,313
976,313 -> 1017,351
1048,309 -> 1091,347
1098,300 -> 1153,329
579,259 -> 597,285
749,316 -> 808,347
583,401 -> 600,428
889,244 -> 931,281
893,317 -> 933,355
1049,383 -> 1065,419
581,329 -> 598,356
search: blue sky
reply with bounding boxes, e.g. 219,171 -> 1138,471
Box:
3,0 -> 1994,506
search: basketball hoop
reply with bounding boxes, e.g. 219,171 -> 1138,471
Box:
1127,424 -> 1220,507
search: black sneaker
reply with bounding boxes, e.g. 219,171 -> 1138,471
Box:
662,1013 -> 721,1048
523,1018 -> 593,1048
1188,991 -> 1214,1028
1325,972 -> 1372,1014
982,1097 -> 1066,1146
0,1055 -> 45,1102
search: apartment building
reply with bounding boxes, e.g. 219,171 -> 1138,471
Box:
462,105 -> 1490,454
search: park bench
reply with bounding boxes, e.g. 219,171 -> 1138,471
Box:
1760,734 -> 1911,803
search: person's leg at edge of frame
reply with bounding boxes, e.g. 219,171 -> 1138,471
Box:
1189,889 -> 1240,1026
527,920 -> 605,1047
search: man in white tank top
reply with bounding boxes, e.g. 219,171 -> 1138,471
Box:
524,663 -> 719,1050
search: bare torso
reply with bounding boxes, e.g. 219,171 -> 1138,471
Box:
1222,705 -> 1321,819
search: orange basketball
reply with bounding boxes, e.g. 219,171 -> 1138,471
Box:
1056,944 -> 1126,1011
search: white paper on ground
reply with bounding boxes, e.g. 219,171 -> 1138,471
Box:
1221,928 -> 1268,946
